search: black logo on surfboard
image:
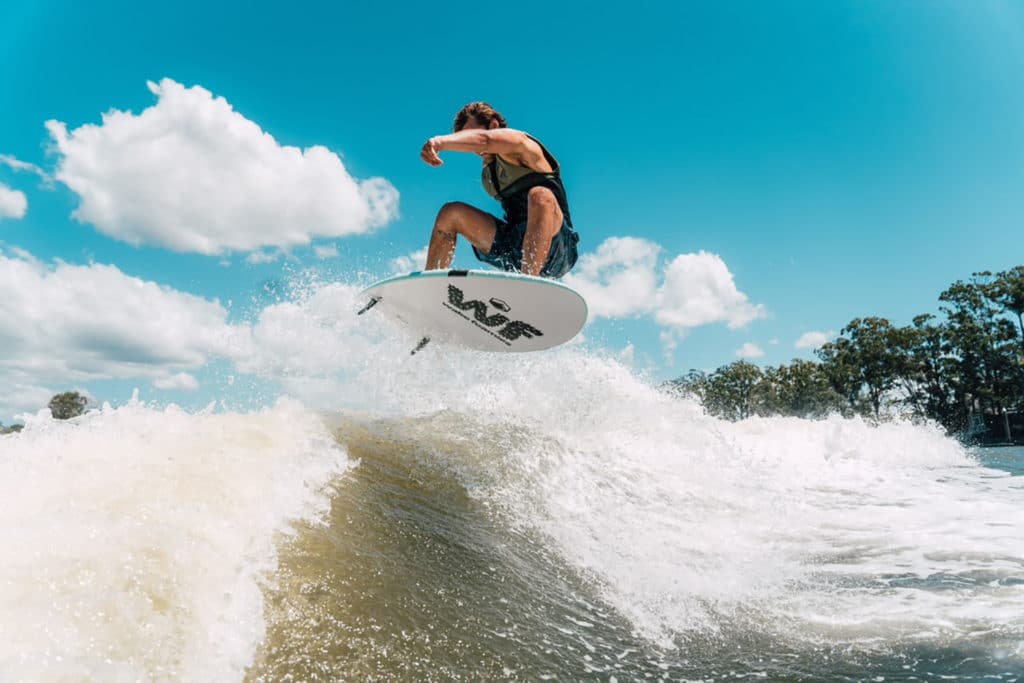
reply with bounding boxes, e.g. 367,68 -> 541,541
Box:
446,285 -> 543,343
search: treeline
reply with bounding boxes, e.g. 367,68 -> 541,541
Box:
1,391 -> 90,434
666,267 -> 1024,442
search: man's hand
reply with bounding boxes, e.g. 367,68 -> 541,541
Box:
420,137 -> 444,167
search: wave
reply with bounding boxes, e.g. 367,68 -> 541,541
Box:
248,278 -> 1024,673
0,396 -> 348,681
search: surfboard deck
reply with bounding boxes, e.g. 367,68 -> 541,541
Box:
359,269 -> 587,353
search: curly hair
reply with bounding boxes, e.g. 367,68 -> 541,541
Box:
452,102 -> 507,132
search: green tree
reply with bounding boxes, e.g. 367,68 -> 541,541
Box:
759,359 -> 843,419
991,265 -> 1024,349
896,314 -> 961,431
48,391 -> 89,420
664,266 -> 1023,442
989,266 -> 1024,416
0,422 -> 24,435
816,317 -> 908,419
702,361 -> 764,421
663,369 -> 709,403
940,275 -> 1019,441
815,336 -> 861,416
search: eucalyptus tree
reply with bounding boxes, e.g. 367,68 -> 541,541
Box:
663,369 -> 709,403
940,274 -> 1019,441
703,361 -> 765,421
760,360 -> 842,419
816,317 -> 908,420
48,391 -> 89,420
815,335 -> 861,416
990,266 -> 1024,413
892,314 -> 962,431
991,266 -> 1024,347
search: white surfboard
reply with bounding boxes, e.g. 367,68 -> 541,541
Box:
359,269 -> 587,353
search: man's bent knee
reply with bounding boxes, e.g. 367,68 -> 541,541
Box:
527,187 -> 559,212
439,201 -> 484,238
437,201 -> 473,221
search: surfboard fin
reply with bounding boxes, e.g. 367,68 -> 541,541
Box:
357,296 -> 381,315
411,336 -> 431,355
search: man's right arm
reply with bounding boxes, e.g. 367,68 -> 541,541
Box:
421,129 -> 551,171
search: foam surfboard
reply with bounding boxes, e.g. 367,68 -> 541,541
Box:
359,269 -> 587,353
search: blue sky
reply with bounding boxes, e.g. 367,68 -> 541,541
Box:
1,0 -> 1022,420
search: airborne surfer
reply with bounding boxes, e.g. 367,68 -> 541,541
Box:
419,102 -> 579,278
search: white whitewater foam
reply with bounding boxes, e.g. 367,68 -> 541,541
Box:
0,396 -> 349,681
457,362 -> 1024,655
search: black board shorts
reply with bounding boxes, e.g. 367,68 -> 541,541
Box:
472,216 -> 580,278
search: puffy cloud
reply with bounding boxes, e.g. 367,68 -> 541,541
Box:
314,243 -> 339,259
0,249 -> 250,417
0,183 -> 27,220
735,342 -> 765,359
1,384 -> 53,421
246,249 -> 284,265
564,238 -> 766,334
46,78 -> 399,255
795,330 -> 835,350
388,246 -> 428,275
562,237 -> 661,318
656,252 -> 766,330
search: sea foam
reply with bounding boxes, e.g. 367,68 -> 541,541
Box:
0,396 -> 348,681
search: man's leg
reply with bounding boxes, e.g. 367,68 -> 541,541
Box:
425,202 -> 499,270
521,187 -> 564,276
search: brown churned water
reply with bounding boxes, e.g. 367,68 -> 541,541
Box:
246,418 -> 1024,682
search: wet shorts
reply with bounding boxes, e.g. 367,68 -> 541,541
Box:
472,216 -> 580,278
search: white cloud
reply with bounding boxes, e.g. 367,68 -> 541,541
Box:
246,249 -> 284,265
2,384 -> 53,421
735,342 -> 765,359
0,154 -> 51,184
0,182 -> 27,220
153,373 -> 200,390
563,238 -> 766,338
45,78 -> 399,255
656,251 -> 766,330
795,330 -> 834,350
388,246 -> 428,274
0,248 -> 251,418
314,243 -> 339,259
562,237 -> 661,318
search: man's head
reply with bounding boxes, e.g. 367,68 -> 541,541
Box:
453,102 -> 507,132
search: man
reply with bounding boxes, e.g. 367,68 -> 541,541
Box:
419,102 -> 579,278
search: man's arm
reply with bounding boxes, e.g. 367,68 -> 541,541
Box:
421,129 -> 552,172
